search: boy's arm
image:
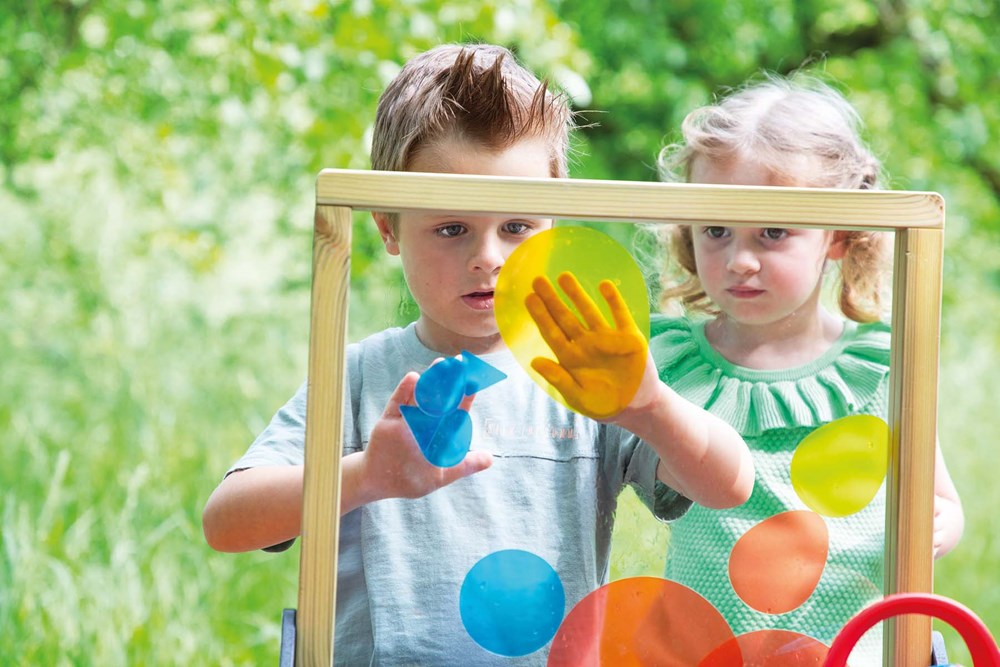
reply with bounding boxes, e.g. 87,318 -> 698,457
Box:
527,272 -> 753,509
200,456 -> 385,552
202,465 -> 304,552
932,440 -> 964,558
203,373 -> 493,553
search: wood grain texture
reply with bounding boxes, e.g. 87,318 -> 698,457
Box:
296,205 -> 351,667
884,228 -> 944,667
316,169 -> 944,230
299,171 -> 946,665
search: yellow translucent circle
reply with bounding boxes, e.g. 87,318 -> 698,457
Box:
495,227 -> 650,409
790,415 -> 889,517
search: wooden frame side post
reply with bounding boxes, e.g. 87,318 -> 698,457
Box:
296,204 -> 353,666
884,228 -> 944,666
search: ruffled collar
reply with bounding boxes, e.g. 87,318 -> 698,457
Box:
649,316 -> 891,436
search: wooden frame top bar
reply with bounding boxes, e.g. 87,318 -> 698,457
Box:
301,168 -> 946,667
316,169 -> 945,230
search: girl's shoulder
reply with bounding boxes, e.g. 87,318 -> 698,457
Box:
648,315 -> 891,435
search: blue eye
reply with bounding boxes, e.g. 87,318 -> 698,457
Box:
437,224 -> 466,238
704,226 -> 729,239
762,228 -> 787,241
504,221 -> 531,235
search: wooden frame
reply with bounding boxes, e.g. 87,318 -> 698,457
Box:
297,169 -> 945,667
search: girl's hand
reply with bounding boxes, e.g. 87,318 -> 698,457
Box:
359,371 -> 492,502
526,272 -> 648,420
933,494 -> 963,559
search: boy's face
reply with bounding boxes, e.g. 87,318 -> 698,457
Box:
374,136 -> 554,355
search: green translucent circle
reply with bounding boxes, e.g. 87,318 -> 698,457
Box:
495,226 -> 649,409
790,415 -> 889,517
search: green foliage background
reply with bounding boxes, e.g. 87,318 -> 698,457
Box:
2,0 -> 997,664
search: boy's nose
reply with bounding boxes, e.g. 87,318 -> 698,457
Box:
468,235 -> 505,274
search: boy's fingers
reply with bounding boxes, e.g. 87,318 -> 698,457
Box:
531,357 -> 579,398
458,392 -> 476,412
437,450 -> 493,487
558,272 -> 607,331
532,276 -> 584,338
599,280 -> 638,332
383,372 -> 419,417
526,292 -> 570,351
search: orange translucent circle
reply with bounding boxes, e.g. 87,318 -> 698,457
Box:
729,510 -> 829,615
547,577 -> 736,667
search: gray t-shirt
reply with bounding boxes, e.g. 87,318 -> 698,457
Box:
230,323 -> 690,666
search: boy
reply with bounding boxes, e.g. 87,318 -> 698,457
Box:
202,44 -> 752,665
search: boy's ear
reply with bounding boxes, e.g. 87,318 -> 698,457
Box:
373,212 -> 400,256
827,231 -> 848,260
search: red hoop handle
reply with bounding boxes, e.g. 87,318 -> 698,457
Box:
824,593 -> 999,666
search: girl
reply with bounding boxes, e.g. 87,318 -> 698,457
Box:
652,74 -> 964,665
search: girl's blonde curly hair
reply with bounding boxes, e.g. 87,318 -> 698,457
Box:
656,73 -> 891,323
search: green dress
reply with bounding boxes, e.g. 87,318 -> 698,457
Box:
651,316 -> 891,666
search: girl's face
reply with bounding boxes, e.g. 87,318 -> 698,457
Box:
689,156 -> 844,329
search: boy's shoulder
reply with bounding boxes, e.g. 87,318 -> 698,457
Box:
348,323 -> 438,377
350,323 -> 424,356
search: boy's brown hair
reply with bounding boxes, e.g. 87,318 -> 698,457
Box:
371,44 -> 573,181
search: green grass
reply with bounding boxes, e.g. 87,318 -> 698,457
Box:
928,339 -> 1000,667
2,190 -> 995,665
4,305 -> 997,665
609,487 -> 670,580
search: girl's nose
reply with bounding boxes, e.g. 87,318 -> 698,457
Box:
468,234 -> 505,274
726,242 -> 760,275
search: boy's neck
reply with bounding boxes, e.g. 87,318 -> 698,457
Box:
414,320 -> 507,357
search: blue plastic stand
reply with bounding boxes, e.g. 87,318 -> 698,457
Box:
279,608 -> 296,667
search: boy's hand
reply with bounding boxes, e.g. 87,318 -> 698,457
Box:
361,372 -> 492,502
526,272 -> 649,420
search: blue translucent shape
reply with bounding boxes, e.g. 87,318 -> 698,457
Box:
423,409 -> 472,467
415,357 -> 466,416
461,350 -> 507,394
403,354 -> 506,467
401,406 -> 472,468
460,550 -> 565,657
399,405 -> 439,452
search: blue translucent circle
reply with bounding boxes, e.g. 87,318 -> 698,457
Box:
460,550 -> 565,657
415,357 -> 465,416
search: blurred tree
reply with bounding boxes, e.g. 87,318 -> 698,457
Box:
558,0 -> 1000,303
1,0 -> 591,337
0,2 -> 589,663
2,0 -> 997,664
